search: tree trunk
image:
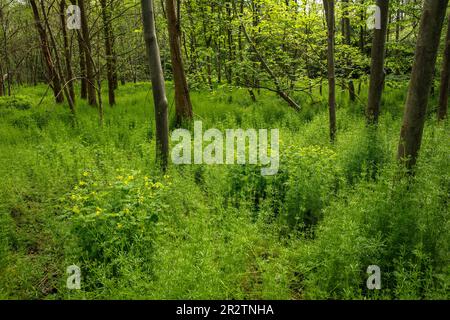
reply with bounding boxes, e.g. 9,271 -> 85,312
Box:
226,0 -> 233,84
100,0 -> 116,106
398,0 -> 449,170
39,0 -> 75,116
438,13 -> 450,121
359,0 -> 366,53
0,63 -> 3,96
71,0 -> 87,100
141,0 -> 169,170
77,30 -> 88,99
78,0 -> 97,106
166,0 -> 193,125
395,5 -> 401,42
0,7 -> 4,96
95,28 -> 104,126
342,0 -> 356,102
324,0 -> 337,142
366,0 -> 390,124
30,0 -> 64,104
110,0 -> 119,90
60,0 -> 76,105
0,5 -> 11,96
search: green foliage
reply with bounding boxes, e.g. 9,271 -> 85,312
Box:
0,95 -> 33,111
62,170 -> 168,264
0,84 -> 448,300
0,213 -> 13,271
1,0 -> 449,301
283,145 -> 343,230
337,124 -> 391,183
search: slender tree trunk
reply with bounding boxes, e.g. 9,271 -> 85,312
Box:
438,13 -> 450,121
166,0 -> 193,125
342,0 -> 356,101
324,0 -> 336,142
95,28 -> 104,126
0,5 -> 11,96
110,0 -> 118,90
226,0 -> 233,84
0,6 -> 3,97
141,0 -> 169,170
366,0 -> 390,124
0,63 -> 3,96
78,0 -> 97,106
60,0 -> 76,105
395,5 -> 401,42
77,30 -> 87,99
30,0 -> 64,104
39,0 -> 75,115
71,0 -> 87,100
100,0 -> 116,106
0,7 -> 4,96
359,0 -> 366,53
398,0 -> 449,170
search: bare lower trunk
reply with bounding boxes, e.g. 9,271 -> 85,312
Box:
77,30 -> 87,99
100,0 -> 116,106
324,0 -> 336,142
166,0 -> 193,125
78,0 -> 97,106
398,0 -> 449,170
366,0 -> 390,124
438,13 -> 450,121
72,0 -> 87,100
0,63 -> 3,96
141,0 -> 169,170
342,0 -> 355,102
30,0 -> 64,104
60,0 -> 75,105
40,0 -> 75,116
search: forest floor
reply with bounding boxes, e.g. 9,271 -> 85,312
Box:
0,82 -> 448,299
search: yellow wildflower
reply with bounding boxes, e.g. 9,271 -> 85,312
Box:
154,182 -> 163,189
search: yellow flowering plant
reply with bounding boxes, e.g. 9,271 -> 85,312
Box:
62,169 -> 170,262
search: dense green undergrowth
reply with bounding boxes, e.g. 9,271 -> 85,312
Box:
0,82 -> 448,299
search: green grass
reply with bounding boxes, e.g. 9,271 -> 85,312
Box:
0,82 -> 448,299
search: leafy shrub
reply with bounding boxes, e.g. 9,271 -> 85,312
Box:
338,126 -> 390,183
283,145 -> 343,230
226,163 -> 288,219
227,165 -> 269,211
0,95 -> 33,110
62,170 -> 170,268
295,153 -> 449,299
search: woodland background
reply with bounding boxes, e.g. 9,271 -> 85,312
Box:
0,0 -> 448,299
